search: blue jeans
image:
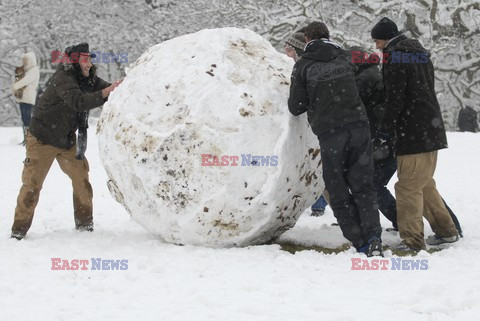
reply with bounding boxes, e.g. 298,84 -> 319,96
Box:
373,157 -> 398,228
311,194 -> 328,211
443,199 -> 463,237
19,103 -> 33,126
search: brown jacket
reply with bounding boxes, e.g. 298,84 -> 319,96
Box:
30,65 -> 110,149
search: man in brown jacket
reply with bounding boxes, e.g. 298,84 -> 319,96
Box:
11,43 -> 122,240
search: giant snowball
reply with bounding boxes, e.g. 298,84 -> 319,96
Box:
97,28 -> 323,247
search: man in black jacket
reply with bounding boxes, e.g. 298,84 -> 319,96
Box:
11,43 -> 122,240
352,48 -> 398,231
372,17 -> 459,251
353,48 -> 463,237
288,22 -> 383,256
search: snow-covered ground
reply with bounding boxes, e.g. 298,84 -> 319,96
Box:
1,126 -> 479,321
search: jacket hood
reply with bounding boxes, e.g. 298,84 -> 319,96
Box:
22,52 -> 37,71
302,39 -> 342,62
387,35 -> 429,54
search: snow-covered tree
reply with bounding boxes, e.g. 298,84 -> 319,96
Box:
1,0 -> 478,129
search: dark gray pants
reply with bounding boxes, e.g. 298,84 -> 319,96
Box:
319,122 -> 381,249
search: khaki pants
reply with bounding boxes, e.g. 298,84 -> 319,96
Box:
12,133 -> 93,235
395,151 -> 457,250
322,189 -> 330,204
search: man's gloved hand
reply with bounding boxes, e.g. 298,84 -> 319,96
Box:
76,111 -> 89,160
376,131 -> 390,144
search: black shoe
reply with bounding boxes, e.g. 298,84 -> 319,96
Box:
366,237 -> 383,257
311,209 -> 325,217
11,232 -> 25,240
385,227 -> 398,233
76,223 -> 94,232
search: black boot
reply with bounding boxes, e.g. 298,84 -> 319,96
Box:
366,236 -> 383,257
11,232 -> 25,240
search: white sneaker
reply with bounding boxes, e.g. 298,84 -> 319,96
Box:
426,234 -> 459,245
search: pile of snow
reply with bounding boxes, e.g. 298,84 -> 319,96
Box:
96,28 -> 323,247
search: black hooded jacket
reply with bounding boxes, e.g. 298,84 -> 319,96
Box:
379,35 -> 448,156
288,40 -> 368,138
355,60 -> 384,136
354,60 -> 394,163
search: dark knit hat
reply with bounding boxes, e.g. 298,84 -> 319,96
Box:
65,43 -> 97,58
371,17 -> 401,40
285,32 -> 306,51
305,22 -> 330,40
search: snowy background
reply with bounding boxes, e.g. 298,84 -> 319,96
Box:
1,127 -> 479,320
2,1 -> 480,320
1,0 -> 479,128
